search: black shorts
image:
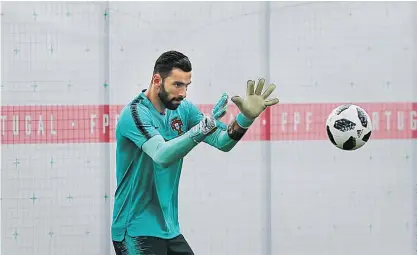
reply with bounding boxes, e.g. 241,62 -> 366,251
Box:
112,234 -> 194,255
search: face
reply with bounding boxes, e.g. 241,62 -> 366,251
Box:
154,68 -> 191,110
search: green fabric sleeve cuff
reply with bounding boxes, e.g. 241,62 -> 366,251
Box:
236,113 -> 254,129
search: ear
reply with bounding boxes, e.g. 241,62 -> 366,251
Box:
152,74 -> 162,88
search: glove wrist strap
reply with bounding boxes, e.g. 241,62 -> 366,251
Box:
188,115 -> 216,143
189,125 -> 206,144
236,113 -> 254,129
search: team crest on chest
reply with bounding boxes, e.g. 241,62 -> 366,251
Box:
170,117 -> 184,136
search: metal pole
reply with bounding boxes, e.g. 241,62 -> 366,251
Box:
102,1 -> 111,255
413,3 -> 417,255
260,1 -> 272,255
0,2 -> 3,255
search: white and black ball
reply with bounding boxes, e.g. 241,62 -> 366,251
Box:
326,104 -> 372,150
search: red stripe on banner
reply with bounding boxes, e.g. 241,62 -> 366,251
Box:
1,102 -> 417,144
413,102 -> 417,139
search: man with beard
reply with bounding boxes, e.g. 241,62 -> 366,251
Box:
111,50 -> 279,255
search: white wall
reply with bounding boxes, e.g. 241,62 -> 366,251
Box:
1,1 -> 416,255
269,2 -> 416,255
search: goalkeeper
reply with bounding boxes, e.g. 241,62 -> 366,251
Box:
111,51 -> 279,255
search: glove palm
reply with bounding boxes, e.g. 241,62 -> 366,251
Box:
231,78 -> 279,120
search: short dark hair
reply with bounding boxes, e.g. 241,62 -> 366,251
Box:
153,50 -> 192,79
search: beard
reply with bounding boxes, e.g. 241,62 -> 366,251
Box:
158,81 -> 184,110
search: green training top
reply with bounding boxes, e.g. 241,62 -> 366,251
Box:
111,90 -> 246,241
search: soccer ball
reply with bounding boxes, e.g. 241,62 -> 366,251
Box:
326,104 -> 372,150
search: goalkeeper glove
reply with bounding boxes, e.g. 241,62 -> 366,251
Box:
189,93 -> 229,143
211,92 -> 228,119
231,78 -> 279,128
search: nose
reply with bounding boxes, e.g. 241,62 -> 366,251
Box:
178,87 -> 187,99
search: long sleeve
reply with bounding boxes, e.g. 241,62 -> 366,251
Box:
141,133 -> 199,168
118,103 -> 201,168
186,100 -> 252,152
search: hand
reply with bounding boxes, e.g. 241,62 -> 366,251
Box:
211,92 -> 228,119
199,92 -> 229,134
189,93 -> 229,143
231,78 -> 279,120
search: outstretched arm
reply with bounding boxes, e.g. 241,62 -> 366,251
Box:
187,78 -> 279,152
119,103 -> 220,168
141,132 -> 200,168
188,105 -> 254,152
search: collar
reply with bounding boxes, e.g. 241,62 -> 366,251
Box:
138,89 -> 166,115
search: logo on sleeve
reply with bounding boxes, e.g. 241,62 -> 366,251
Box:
170,117 -> 184,136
